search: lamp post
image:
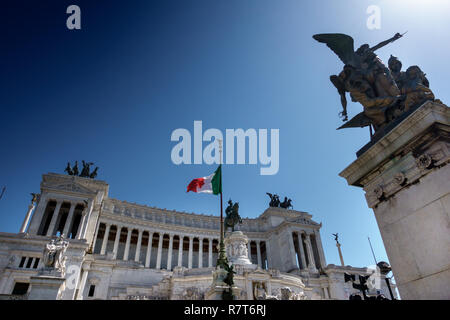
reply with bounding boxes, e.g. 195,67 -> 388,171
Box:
377,261 -> 395,300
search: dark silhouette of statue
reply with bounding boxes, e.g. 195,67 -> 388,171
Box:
280,197 -> 293,209
72,161 -> 79,176
64,162 -> 73,175
266,193 -> 281,207
64,161 -> 98,179
89,167 -> 99,179
80,161 -> 94,177
224,200 -> 242,232
313,32 -> 439,134
332,233 -> 340,244
221,262 -> 236,300
30,193 -> 38,204
267,193 -> 292,209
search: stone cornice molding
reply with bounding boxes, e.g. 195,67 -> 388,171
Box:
99,207 -> 319,241
260,207 -> 312,220
340,101 -> 449,187
41,174 -> 108,197
266,221 -> 320,239
0,233 -> 89,250
43,173 -> 109,189
97,213 -> 221,239
103,198 -> 269,232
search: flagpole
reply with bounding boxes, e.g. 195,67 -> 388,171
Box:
219,139 -> 223,242
220,187 -> 224,243
217,139 -> 227,267
368,236 -> 378,265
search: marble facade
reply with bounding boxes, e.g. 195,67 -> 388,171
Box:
0,173 -> 394,300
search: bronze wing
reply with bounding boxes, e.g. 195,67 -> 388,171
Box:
337,111 -> 371,129
313,33 -> 356,66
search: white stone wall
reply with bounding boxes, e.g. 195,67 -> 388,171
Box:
0,173 -> 385,300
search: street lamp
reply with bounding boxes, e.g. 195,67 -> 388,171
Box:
377,261 -> 395,300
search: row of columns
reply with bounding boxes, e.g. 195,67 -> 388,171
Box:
18,256 -> 40,269
37,199 -> 88,239
96,222 -> 269,270
96,223 -> 220,270
292,231 -> 320,272
246,240 -> 265,268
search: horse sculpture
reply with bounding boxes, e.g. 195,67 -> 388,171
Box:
224,199 -> 242,232
280,197 -> 293,209
64,160 -> 98,179
267,193 -> 293,209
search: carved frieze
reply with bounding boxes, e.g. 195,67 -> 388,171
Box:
416,153 -> 433,170
42,182 -> 96,195
393,172 -> 406,186
373,185 -> 384,200
364,142 -> 449,208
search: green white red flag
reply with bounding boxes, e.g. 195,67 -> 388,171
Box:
186,165 -> 222,195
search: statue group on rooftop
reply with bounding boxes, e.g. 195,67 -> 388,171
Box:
64,160 -> 98,179
266,193 -> 293,209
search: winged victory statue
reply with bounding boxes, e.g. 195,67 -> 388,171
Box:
313,32 -> 437,134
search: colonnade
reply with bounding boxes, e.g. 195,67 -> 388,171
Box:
37,199 -> 87,239
93,222 -> 220,270
93,222 -> 269,270
291,231 -> 322,271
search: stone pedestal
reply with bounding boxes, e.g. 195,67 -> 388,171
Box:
224,231 -> 255,267
339,101 -> 450,300
205,232 -> 255,300
205,267 -> 241,300
28,276 -> 66,300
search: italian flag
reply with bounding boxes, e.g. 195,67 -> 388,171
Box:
187,165 -> 222,195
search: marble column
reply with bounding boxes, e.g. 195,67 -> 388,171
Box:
198,238 -> 203,268
20,203 -> 35,233
76,262 -> 91,300
80,200 -> 94,240
145,232 -> 153,268
297,232 -> 307,270
289,232 -> 299,268
23,257 -> 29,268
46,200 -> 62,236
314,230 -> 326,268
28,194 -> 47,235
156,233 -> 164,269
123,228 -> 132,260
305,233 -> 317,272
62,201 -> 77,238
188,236 -> 193,269
167,234 -> 174,270
265,240 -> 271,269
90,220 -> 101,252
112,226 -> 122,259
256,241 -> 262,268
100,223 -> 111,255
178,235 -> 184,267
323,286 -> 330,299
208,238 -> 213,268
248,241 -> 252,263
135,229 -> 143,262
75,207 -> 88,239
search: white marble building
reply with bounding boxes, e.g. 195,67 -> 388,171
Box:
0,173 -> 395,300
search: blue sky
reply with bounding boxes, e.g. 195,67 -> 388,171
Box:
1,0 -> 449,270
